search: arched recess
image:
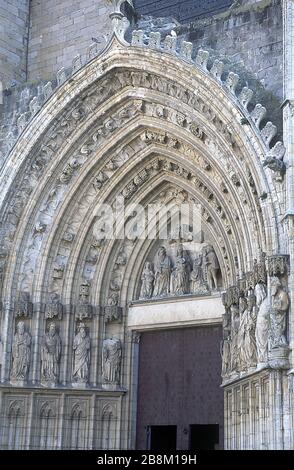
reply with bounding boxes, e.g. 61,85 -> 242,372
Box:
0,25 -> 286,448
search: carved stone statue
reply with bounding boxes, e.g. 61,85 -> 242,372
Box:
255,283 -> 269,367
269,277 -> 289,349
102,337 -> 122,384
170,245 -> 189,295
15,291 -> 32,318
11,321 -> 31,381
153,246 -> 171,297
243,291 -> 257,369
139,262 -> 154,299
230,304 -> 240,373
237,295 -> 248,371
221,310 -> 231,377
204,245 -> 219,290
190,253 -> 209,294
73,323 -> 91,384
41,322 -> 61,384
45,293 -> 63,319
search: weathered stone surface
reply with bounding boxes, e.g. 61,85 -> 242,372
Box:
0,0 -> 293,453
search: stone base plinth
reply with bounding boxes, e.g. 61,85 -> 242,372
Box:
269,346 -> 290,370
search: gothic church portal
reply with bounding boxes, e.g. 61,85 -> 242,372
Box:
0,0 -> 294,450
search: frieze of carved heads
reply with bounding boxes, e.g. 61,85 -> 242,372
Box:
76,280 -> 92,321
41,322 -> 61,386
14,291 -> 33,318
267,255 -> 288,277
102,337 -> 122,385
10,321 -> 31,383
72,322 -> 90,385
45,293 -> 63,320
139,243 -> 221,300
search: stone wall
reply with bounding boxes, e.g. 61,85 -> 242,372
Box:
184,0 -> 283,100
136,0 -> 283,102
134,0 -> 233,22
27,0 -> 113,82
0,0 -> 30,87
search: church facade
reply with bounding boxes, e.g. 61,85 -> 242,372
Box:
0,0 -> 294,450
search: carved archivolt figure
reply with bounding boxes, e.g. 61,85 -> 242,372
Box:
41,322 -> 61,383
170,245 -> 189,295
11,321 -> 31,381
102,337 -> 122,384
255,282 -> 269,365
153,246 -> 171,297
270,276 -> 289,348
73,323 -> 91,383
204,245 -> 219,290
139,262 -> 154,299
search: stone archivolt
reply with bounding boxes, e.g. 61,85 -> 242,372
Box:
0,25 -> 288,449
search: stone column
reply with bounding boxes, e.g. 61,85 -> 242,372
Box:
283,0 -> 294,371
0,299 -> 14,382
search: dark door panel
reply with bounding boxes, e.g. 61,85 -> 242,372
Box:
136,326 -> 224,450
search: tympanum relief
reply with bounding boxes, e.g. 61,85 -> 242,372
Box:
139,242 -> 222,300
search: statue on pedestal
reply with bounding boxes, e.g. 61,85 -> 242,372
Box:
230,304 -> 240,373
41,322 -> 61,384
221,310 -> 231,377
255,282 -> 269,366
243,291 -> 257,369
269,277 -> 289,349
73,323 -> 91,384
102,337 -> 122,384
11,321 -> 31,381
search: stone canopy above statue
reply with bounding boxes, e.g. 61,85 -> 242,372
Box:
138,241 -> 222,300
